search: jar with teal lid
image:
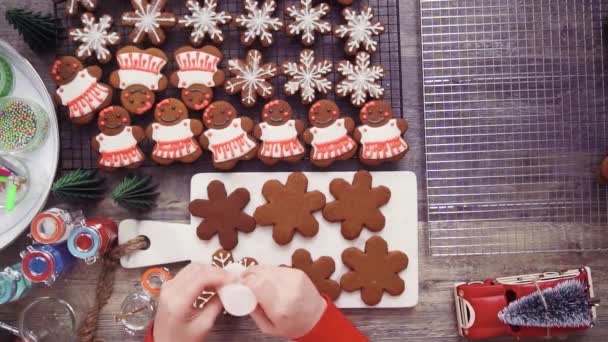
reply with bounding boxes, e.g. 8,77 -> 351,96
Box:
0,97 -> 49,153
0,55 -> 14,98
0,262 -> 32,304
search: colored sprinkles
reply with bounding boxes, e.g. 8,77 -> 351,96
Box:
0,100 -> 39,151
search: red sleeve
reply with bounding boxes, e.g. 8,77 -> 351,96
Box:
144,321 -> 154,342
295,295 -> 368,342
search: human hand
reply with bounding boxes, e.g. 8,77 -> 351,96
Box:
242,265 -> 327,339
153,263 -> 232,342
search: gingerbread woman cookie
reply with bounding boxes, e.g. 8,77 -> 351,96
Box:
199,101 -> 258,170
341,236 -> 409,306
122,0 -> 176,45
51,56 -> 112,125
69,13 -> 120,64
146,98 -> 203,165
303,100 -> 357,167
91,106 -> 145,172
66,0 -> 97,17
253,100 -> 306,165
110,46 -> 169,115
291,249 -> 341,301
170,46 -> 225,111
323,170 -> 391,240
234,0 -> 283,47
355,101 -> 409,165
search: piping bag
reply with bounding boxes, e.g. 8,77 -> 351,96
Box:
217,263 -> 258,317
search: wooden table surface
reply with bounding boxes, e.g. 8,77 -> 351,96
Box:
0,0 -> 606,341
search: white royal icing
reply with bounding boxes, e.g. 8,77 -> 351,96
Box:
234,0 -> 283,45
96,127 -> 144,167
311,118 -> 348,145
179,0 -> 231,44
283,50 -> 332,104
336,52 -> 384,107
67,0 -> 97,15
205,118 -> 257,163
70,14 -> 119,61
259,120 -> 304,158
285,0 -> 331,45
152,119 -> 193,142
175,50 -> 221,88
225,50 -> 277,107
57,70 -> 110,118
122,0 -> 176,43
116,51 -> 167,90
334,7 -> 384,54
358,119 -> 407,160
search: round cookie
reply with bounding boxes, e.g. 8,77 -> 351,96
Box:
334,7 -> 385,55
291,249 -> 341,301
253,100 -> 306,165
354,101 -> 409,165
51,56 -> 112,125
225,50 -> 277,108
341,235 -> 409,306
234,0 -> 283,47
69,13 -> 120,64
323,170 -> 391,240
122,0 -> 176,45
145,98 -> 203,165
199,101 -> 258,170
170,46 -> 225,111
303,100 -> 357,167
91,106 -> 145,172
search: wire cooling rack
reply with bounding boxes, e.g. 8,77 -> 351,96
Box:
421,0 -> 608,256
52,0 -> 403,170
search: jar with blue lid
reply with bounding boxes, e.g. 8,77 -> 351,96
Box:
20,243 -> 76,285
0,262 -> 31,304
67,217 -> 117,264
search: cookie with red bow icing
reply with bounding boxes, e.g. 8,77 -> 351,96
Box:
51,56 -> 112,125
91,106 -> 145,172
354,101 -> 409,165
253,100 -> 306,165
199,101 -> 258,170
110,46 -> 169,115
303,100 -> 356,167
170,46 -> 225,111
145,98 -> 203,165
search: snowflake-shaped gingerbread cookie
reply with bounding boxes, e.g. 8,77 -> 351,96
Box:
66,0 -> 97,17
69,13 -> 120,64
281,49 -> 332,104
285,0 -> 331,46
179,0 -> 232,45
122,0 -> 176,45
334,7 -> 385,55
336,52 -> 385,107
234,0 -> 283,47
225,49 -> 277,107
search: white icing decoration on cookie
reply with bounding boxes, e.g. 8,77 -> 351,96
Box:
336,52 -> 384,107
67,0 -> 97,16
234,0 -> 283,46
205,118 -> 257,163
116,51 -> 166,89
57,70 -> 110,119
96,128 -> 144,167
259,120 -> 304,158
70,13 -> 120,62
334,7 -> 385,54
286,0 -> 331,46
282,50 -> 332,104
179,0 -> 231,44
310,118 -> 355,160
151,119 -> 200,159
175,50 -> 221,88
122,0 -> 176,44
225,50 -> 277,107
358,119 -> 408,160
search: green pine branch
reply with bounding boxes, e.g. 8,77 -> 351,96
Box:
112,175 -> 159,210
51,169 -> 106,201
5,8 -> 60,53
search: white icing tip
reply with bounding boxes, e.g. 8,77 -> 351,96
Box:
217,283 -> 257,317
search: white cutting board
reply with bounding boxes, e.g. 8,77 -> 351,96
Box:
119,171 -> 418,308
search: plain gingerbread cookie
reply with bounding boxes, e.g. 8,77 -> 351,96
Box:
291,249 -> 341,301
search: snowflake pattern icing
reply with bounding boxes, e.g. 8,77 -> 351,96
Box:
69,13 -> 120,64
179,0 -> 232,44
122,0 -> 176,45
336,52 -> 385,107
282,50 -> 332,104
286,0 -> 331,46
334,7 -> 385,54
234,0 -> 283,47
66,0 -> 97,17
225,50 -> 278,107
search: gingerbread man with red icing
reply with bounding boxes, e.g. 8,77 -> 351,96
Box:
51,56 -> 112,125
200,101 -> 258,170
354,100 -> 409,165
253,100 -> 305,165
303,100 -> 357,167
91,106 -> 145,172
146,98 -> 203,165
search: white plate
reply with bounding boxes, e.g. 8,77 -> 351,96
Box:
0,40 -> 59,249
119,171 -> 419,308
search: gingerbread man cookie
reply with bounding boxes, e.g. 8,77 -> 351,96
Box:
189,181 -> 256,250
110,46 -> 169,115
199,101 -> 258,170
170,46 -> 225,111
303,100 -> 357,167
234,0 -> 283,47
66,0 -> 97,17
341,236 -> 409,306
225,50 -> 277,108
69,13 -> 120,64
323,170 -> 391,240
146,98 -> 203,165
51,56 -> 112,125
91,106 -> 145,172
254,172 -> 326,245
253,100 -> 306,165
122,0 -> 176,45
291,249 -> 341,301
354,101 -> 409,165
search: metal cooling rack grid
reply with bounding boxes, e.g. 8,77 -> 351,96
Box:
421,0 -> 608,255
53,0 -> 404,170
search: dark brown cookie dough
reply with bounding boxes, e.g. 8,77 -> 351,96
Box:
291,249 -> 341,301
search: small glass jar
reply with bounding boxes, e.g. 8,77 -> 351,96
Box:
0,97 -> 49,153
67,217 -> 117,264
0,262 -> 32,305
0,153 -> 29,210
20,243 -> 76,286
30,208 -> 84,245
19,297 -> 76,342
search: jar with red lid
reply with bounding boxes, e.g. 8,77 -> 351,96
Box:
20,243 -> 76,285
30,208 -> 84,245
67,217 -> 117,264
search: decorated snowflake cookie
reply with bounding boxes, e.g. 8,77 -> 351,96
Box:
66,0 -> 97,17
234,0 -> 283,47
69,13 -> 120,64
334,7 -> 385,55
281,49 -> 332,104
122,0 -> 177,45
285,0 -> 331,46
336,52 -> 384,107
179,0 -> 232,45
225,50 -> 277,107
